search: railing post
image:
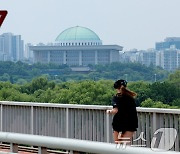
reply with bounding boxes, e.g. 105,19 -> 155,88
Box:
38,146 -> 48,154
153,112 -> 156,133
10,143 -> 18,153
106,113 -> 110,143
31,105 -> 34,134
66,108 -> 69,138
69,151 -> 73,154
0,104 -> 3,131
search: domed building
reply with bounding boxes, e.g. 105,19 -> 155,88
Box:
55,26 -> 102,46
31,26 -> 123,65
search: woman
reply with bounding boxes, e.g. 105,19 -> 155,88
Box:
106,79 -> 138,144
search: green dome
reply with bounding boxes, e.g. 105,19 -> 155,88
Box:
55,26 -> 101,41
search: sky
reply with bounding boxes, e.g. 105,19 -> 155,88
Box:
0,0 -> 180,50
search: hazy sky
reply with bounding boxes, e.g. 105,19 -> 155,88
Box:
0,0 -> 180,50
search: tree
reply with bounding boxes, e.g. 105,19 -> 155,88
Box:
128,81 -> 151,106
149,82 -> 179,104
167,70 -> 180,87
141,98 -> 179,109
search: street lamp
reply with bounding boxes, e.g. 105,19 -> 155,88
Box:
154,74 -> 157,82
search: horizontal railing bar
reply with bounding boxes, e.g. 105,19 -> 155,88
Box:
0,132 -> 178,154
0,143 -> 68,154
0,101 -> 110,110
0,101 -> 180,114
137,107 -> 180,114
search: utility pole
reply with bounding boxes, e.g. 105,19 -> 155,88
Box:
154,74 -> 157,82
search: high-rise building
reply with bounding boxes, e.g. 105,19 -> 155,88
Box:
0,33 -> 24,61
31,26 -> 123,66
156,37 -> 180,50
119,49 -> 142,63
0,33 -> 12,60
160,48 -> 179,71
0,36 -> 7,61
119,48 -> 180,71
140,49 -> 161,67
24,43 -> 33,63
0,36 -> 4,52
138,48 -> 179,71
12,35 -> 24,61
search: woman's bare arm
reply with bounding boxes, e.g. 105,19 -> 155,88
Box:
106,108 -> 118,114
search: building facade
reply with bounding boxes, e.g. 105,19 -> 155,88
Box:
0,33 -> 24,61
160,48 -> 180,71
31,26 -> 123,66
140,49 -> 161,67
24,43 -> 34,63
120,48 -> 179,71
119,49 -> 142,63
156,37 -> 180,50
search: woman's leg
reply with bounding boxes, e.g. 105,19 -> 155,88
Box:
113,131 -> 119,143
121,131 -> 135,145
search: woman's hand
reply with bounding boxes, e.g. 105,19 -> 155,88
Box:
106,108 -> 118,114
106,109 -> 112,114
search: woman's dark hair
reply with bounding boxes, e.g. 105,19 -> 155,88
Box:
114,79 -> 137,98
114,79 -> 127,89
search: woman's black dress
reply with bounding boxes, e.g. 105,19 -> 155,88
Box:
112,93 -> 138,133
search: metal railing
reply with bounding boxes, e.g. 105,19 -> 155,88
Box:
0,132 -> 179,154
0,101 -> 180,151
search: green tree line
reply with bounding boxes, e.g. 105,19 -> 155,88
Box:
0,61 -> 169,83
0,70 -> 179,108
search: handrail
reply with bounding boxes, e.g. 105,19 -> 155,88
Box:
0,101 -> 180,152
0,101 -> 180,114
0,132 -> 178,154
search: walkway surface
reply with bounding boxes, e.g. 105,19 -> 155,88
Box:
0,146 -> 68,154
0,148 -> 37,154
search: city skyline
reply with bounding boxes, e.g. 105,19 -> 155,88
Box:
0,0 -> 180,50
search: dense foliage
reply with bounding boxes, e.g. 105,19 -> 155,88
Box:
0,61 -> 169,83
0,70 -> 179,108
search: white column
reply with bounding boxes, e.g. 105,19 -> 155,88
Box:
95,50 -> 98,65
63,51 -> 66,64
47,51 -> 50,63
79,51 -> 82,66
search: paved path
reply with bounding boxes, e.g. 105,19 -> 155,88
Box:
0,148 -> 37,154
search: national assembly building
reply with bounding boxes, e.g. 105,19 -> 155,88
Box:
30,26 -> 123,66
